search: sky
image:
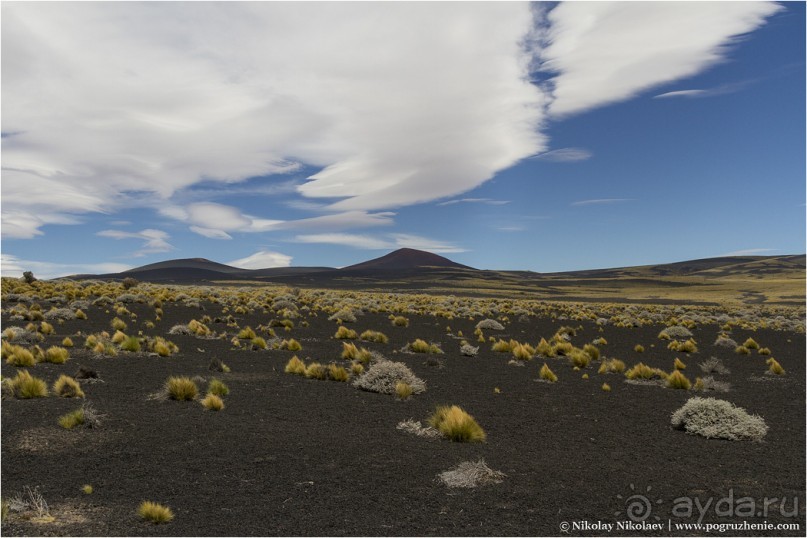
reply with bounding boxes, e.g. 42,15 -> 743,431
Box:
1,1 -> 804,278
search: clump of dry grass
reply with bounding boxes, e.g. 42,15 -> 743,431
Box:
766,358 -> 785,376
6,370 -> 48,399
4,345 -> 35,367
428,405 -> 486,442
334,326 -> 358,340
437,459 -> 505,488
539,363 -> 558,383
634,344 -> 644,353
285,356 -> 306,375
625,362 -> 668,381
328,363 -> 349,382
391,316 -> 409,327
201,393 -> 224,411
237,326 -> 256,340
207,378 -> 229,396
165,377 -> 198,401
407,339 -> 443,354
53,375 -> 85,398
666,369 -> 692,390
304,362 -> 327,380
673,357 -> 687,370
743,337 -> 760,350
280,339 -> 302,352
359,330 -> 388,343
395,381 -> 413,400
341,342 -> 372,362
138,501 -> 174,524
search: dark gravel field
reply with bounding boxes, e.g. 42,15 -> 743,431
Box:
2,296 -> 804,536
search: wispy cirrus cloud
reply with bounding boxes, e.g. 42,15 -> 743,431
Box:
436,198 -> 510,207
1,253 -> 131,280
158,201 -> 394,239
294,233 -> 465,254
96,229 -> 174,257
531,147 -> 592,162
720,248 -> 778,257
570,198 -> 633,207
654,80 -> 755,99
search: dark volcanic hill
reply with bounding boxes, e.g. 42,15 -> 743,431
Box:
342,248 -> 474,271
123,258 -> 244,275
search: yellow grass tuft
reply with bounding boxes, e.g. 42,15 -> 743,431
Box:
304,362 -> 327,380
58,408 -> 85,429
82,485 -> 93,495
743,337 -> 760,350
350,362 -> 365,376
666,369 -> 691,390
53,375 -> 85,398
285,356 -> 306,375
5,345 -> 35,367
673,357 -> 687,370
207,378 -> 229,396
395,381 -> 413,400
539,363 -> 558,383
138,501 -> 174,524
165,377 -> 197,401
428,405 -> 486,442
9,370 -> 48,398
391,316 -> 409,327
735,345 -> 751,355
201,393 -> 224,411
328,363 -> 349,382
237,326 -> 256,339
280,339 -> 302,352
359,330 -> 389,343
767,358 -> 785,376
62,337 -> 74,348
110,317 -> 127,331
602,383 -> 611,392
334,326 -> 358,340
634,344 -> 644,353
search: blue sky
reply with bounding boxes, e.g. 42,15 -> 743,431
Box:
2,1 -> 804,278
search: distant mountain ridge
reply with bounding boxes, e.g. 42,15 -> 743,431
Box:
61,250 -> 805,286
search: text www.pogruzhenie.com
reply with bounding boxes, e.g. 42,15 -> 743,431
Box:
560,520 -> 801,533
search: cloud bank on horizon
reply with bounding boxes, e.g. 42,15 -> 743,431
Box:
0,1 -> 789,276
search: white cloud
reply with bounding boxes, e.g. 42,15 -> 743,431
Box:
654,89 -> 708,99
437,198 -> 510,207
1,2 -> 781,238
228,250 -> 292,269
294,233 -> 465,254
654,80 -> 754,100
189,226 -> 233,240
295,233 -> 393,250
720,248 -> 778,257
96,228 -> 173,257
539,2 -> 781,117
571,198 -> 632,207
159,200 -> 394,238
532,148 -> 592,162
2,2 -> 546,235
1,253 -> 131,280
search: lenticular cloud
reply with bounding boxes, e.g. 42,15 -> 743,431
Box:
1,1 -> 780,238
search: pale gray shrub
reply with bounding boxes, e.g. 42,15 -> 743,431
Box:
659,326 -> 693,339
696,376 -> 731,393
2,326 -> 43,344
396,419 -> 441,439
699,357 -> 730,375
671,397 -> 767,441
713,335 -> 738,348
475,319 -> 504,331
44,308 -> 75,320
460,344 -> 479,357
353,360 -> 426,395
328,309 -> 357,323
437,459 -> 506,488
168,324 -> 192,335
